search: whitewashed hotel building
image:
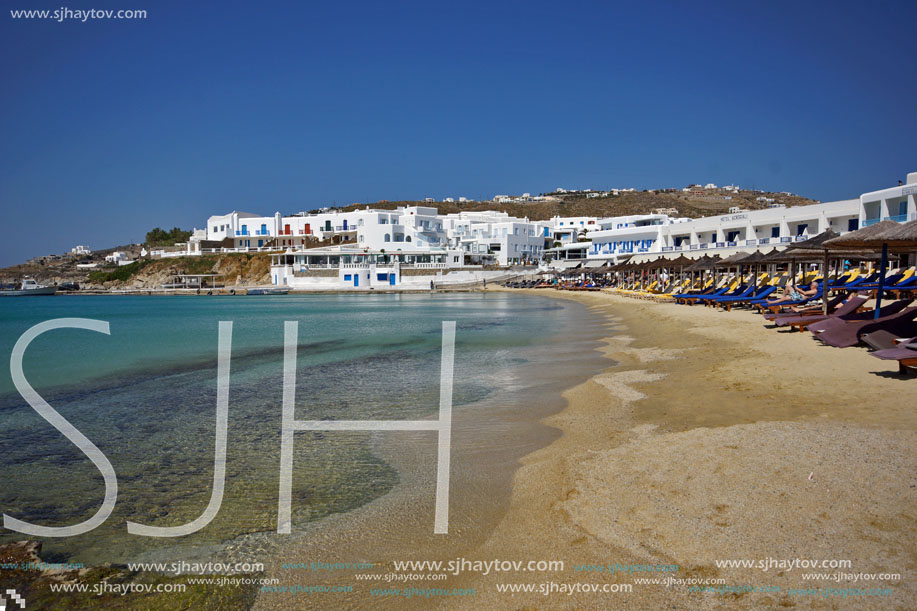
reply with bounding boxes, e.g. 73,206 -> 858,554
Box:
585,199 -> 861,262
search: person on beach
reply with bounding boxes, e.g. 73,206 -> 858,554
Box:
766,280 -> 818,306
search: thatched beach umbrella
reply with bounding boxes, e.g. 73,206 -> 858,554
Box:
823,220 -> 917,250
666,254 -> 693,287
684,254 -> 719,289
824,220 -> 917,317
782,230 -> 840,313
714,252 -> 751,267
685,254 -> 719,271
737,249 -> 777,292
715,252 -> 752,291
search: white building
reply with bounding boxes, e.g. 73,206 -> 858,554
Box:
269,245 -> 512,291
356,206 -> 449,252
203,209 -> 365,251
105,251 -> 132,266
586,200 -> 860,261
71,245 -> 91,255
546,216 -> 599,244
442,210 -> 548,265
859,171 -> 917,226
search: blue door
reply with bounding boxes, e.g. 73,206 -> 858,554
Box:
343,219 -> 348,230
354,274 -> 359,287
258,239 -> 263,247
390,274 -> 396,286
261,223 -> 267,235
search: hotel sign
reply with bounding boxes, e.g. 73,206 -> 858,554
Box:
903,185 -> 917,196
720,213 -> 748,222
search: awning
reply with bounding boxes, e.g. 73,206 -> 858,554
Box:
553,260 -> 583,270
583,260 -> 606,268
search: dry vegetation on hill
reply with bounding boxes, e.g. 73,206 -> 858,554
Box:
337,189 -> 819,220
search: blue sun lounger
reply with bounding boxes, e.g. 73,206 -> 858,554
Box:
714,285 -> 778,308
701,284 -> 757,305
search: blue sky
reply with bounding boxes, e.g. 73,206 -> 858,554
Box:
1,0 -> 915,266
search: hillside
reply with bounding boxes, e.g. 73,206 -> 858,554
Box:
337,189 -> 819,220
0,252 -> 274,290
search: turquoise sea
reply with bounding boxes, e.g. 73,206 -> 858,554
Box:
0,293 -> 604,566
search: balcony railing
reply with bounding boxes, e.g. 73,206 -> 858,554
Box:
864,213 -> 914,227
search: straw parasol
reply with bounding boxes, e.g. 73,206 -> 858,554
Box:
782,230 -> 840,313
823,220 -> 917,317
668,254 -> 694,266
682,255 -> 720,290
684,254 -> 720,271
714,252 -> 752,267
667,254 -> 693,288
823,220 -> 917,251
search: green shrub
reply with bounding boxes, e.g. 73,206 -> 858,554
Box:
88,260 -> 150,283
145,227 -> 192,246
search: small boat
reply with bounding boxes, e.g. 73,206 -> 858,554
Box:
246,287 -> 290,295
0,277 -> 57,296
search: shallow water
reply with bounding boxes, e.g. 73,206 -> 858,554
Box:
0,293 -> 605,567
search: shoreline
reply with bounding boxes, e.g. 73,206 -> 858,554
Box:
237,292 -> 610,610
445,288 -> 916,609
44,287 -> 491,296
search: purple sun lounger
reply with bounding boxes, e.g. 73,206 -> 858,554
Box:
870,340 -> 917,375
814,306 -> 917,348
807,299 -> 913,334
772,295 -> 870,330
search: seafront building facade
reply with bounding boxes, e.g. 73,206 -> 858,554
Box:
168,174 -> 913,289
584,200 -> 861,262
199,206 -> 552,267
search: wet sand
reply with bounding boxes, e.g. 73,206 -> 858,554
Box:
255,289 -> 916,610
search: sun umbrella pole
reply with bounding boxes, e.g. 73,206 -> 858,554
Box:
823,249 -> 830,315
874,243 -> 888,319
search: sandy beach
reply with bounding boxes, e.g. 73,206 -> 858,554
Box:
442,289 -> 915,609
